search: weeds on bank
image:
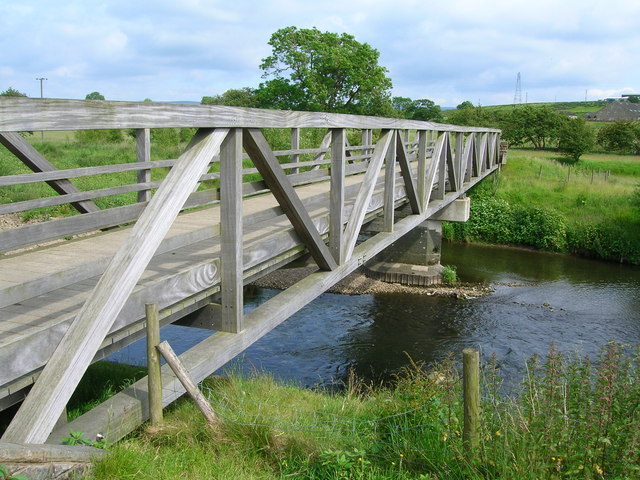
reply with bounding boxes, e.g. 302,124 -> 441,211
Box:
89,342 -> 639,479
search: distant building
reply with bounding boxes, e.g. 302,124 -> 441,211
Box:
584,102 -> 640,122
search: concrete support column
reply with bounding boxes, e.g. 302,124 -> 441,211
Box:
365,198 -> 469,286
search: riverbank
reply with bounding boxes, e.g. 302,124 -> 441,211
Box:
250,265 -> 494,298
444,148 -> 640,265
81,342 -> 639,480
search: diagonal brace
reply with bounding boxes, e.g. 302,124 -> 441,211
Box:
1,128 -> 230,444
243,128 -> 337,271
0,132 -> 99,214
396,133 -> 421,214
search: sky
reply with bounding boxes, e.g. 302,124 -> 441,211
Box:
2,0 -> 639,107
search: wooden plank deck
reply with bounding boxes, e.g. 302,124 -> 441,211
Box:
0,168 -> 403,408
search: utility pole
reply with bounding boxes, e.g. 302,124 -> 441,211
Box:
36,77 -> 47,141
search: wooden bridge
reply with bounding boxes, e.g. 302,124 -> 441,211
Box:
0,98 -> 503,445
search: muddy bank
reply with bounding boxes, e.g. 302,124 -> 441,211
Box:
249,266 -> 493,299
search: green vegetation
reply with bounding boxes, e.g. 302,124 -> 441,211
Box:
257,26 -> 393,115
86,342 -> 639,479
444,149 -> 640,264
558,118 -> 595,163
441,265 -> 458,285
0,464 -> 28,480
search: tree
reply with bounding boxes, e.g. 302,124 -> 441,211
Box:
596,122 -> 640,154
501,106 -> 564,149
258,26 -> 393,115
557,118 -> 595,163
456,100 -> 474,110
202,88 -> 258,108
627,95 -> 640,104
1,87 -> 27,97
85,91 -> 105,100
392,97 -> 443,121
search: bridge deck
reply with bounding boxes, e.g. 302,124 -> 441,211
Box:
0,169 -> 399,408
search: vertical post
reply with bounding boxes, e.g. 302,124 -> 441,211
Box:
383,130 -> 397,232
220,129 -> 243,333
417,130 -> 427,212
146,303 -> 163,426
455,132 -> 464,191
290,128 -> 300,174
436,132 -> 446,200
136,128 -> 151,203
330,128 -> 345,264
362,129 -> 373,158
463,348 -> 480,456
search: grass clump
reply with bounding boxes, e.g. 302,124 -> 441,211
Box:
88,342 -> 639,479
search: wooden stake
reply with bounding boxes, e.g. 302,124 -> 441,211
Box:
156,341 -> 217,424
463,348 -> 480,456
145,303 -> 163,426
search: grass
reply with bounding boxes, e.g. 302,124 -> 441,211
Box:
84,343 -> 639,479
497,149 -> 639,225
445,148 -> 640,264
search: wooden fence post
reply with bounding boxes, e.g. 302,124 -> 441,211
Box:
463,348 -> 480,456
145,303 -> 163,426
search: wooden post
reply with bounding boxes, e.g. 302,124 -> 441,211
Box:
156,341 -> 217,424
463,348 -> 480,456
220,128 -> 243,333
136,128 -> 151,203
383,130 -> 396,232
290,128 -> 300,174
145,303 -> 163,426
330,128 -> 345,264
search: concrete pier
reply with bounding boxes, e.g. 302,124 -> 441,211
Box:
367,198 -> 470,285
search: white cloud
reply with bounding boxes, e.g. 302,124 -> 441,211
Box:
1,0 -> 638,105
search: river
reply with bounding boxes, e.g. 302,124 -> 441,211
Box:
109,242 -> 640,388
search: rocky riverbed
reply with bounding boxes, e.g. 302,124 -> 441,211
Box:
250,266 -> 494,299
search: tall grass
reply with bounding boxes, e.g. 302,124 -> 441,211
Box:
87,343 -> 639,479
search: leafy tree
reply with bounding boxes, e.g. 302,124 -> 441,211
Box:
202,88 -> 258,108
391,97 -> 443,121
502,106 -> 565,149
85,91 -> 105,100
1,87 -> 27,97
557,118 -> 595,163
596,121 -> 640,154
258,26 -> 393,115
627,95 -> 640,104
447,104 -> 498,128
456,100 -> 474,109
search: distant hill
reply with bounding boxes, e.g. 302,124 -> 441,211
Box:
441,101 -> 606,120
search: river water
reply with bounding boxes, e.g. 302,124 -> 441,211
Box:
109,243 -> 640,388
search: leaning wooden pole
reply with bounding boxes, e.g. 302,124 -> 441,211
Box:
146,303 -> 163,426
463,348 -> 480,456
157,341 -> 216,425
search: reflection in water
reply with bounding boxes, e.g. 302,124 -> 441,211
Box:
109,243 -> 640,389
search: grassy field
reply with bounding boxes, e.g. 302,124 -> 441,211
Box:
497,149 -> 639,224
54,343 -> 639,480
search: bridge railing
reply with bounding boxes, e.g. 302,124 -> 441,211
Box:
0,98 -> 502,444
0,98 -> 500,254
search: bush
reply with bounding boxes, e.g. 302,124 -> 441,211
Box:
596,121 -> 640,154
75,129 -> 123,144
557,118 -> 595,163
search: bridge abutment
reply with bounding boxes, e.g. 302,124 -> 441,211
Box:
366,198 -> 470,286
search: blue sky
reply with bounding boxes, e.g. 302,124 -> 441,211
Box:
2,0 -> 639,107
